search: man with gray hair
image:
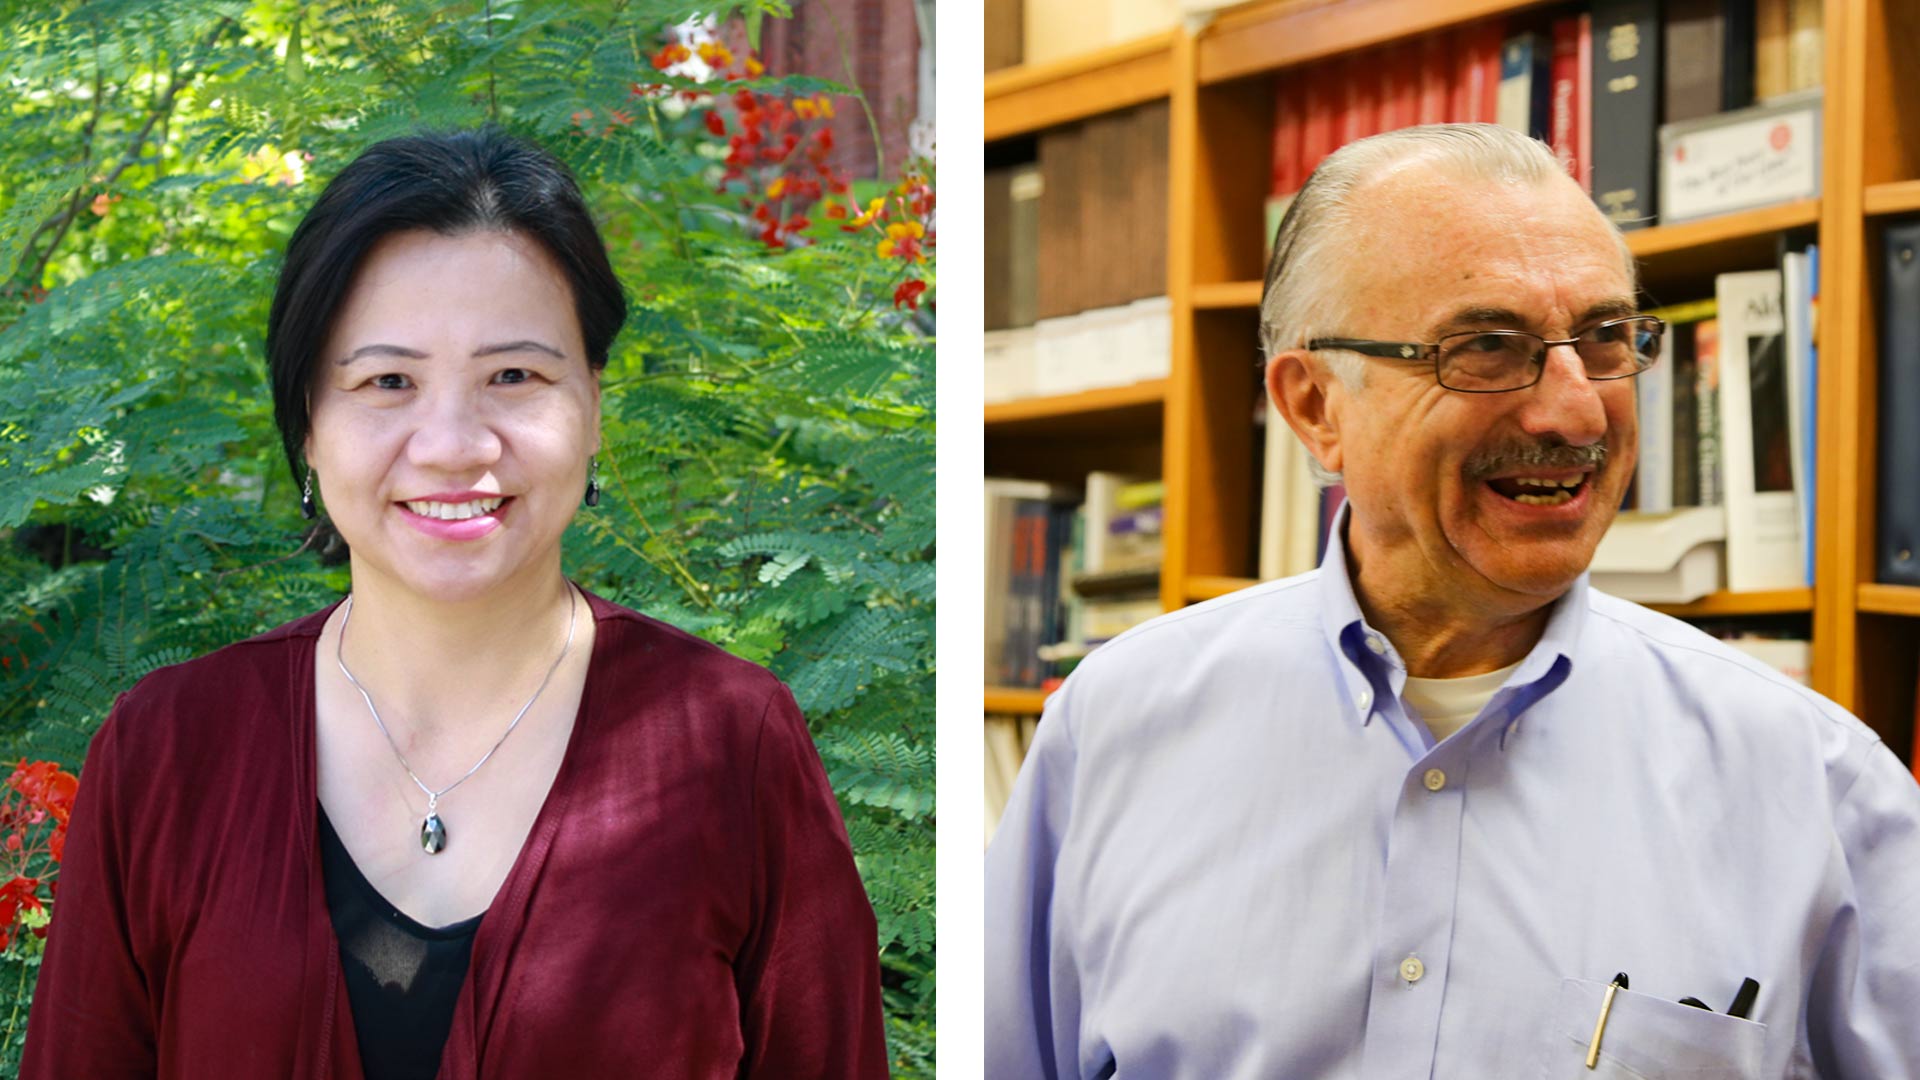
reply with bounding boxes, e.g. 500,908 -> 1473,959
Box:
984,124 -> 1920,1078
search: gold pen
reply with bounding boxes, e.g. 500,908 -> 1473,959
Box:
1585,972 -> 1630,1069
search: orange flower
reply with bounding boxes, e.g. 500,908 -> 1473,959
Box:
697,42 -> 734,68
767,177 -> 787,199
843,197 -> 887,231
816,95 -> 836,118
746,56 -> 765,77
650,42 -> 692,71
794,98 -> 817,120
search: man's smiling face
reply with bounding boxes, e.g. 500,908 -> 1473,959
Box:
1316,167 -> 1640,610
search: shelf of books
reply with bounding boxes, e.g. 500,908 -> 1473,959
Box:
986,0 -> 1920,784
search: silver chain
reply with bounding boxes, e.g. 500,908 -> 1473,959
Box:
334,584 -> 578,813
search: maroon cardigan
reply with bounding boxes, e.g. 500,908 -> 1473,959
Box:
21,590 -> 890,1078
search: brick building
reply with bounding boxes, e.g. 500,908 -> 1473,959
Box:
749,0 -> 932,182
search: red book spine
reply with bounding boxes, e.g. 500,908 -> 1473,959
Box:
1338,52 -> 1380,148
1299,61 -> 1339,179
1417,32 -> 1451,125
1271,76 -> 1306,197
1451,21 -> 1503,123
1576,12 -> 1593,193
1551,15 -> 1580,182
1377,40 -> 1420,132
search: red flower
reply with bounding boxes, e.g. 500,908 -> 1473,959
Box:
705,112 -> 727,137
893,279 -> 928,310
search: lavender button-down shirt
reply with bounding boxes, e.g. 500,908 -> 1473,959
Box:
986,515 -> 1920,1079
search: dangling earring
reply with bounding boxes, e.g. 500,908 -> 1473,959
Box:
301,467 -> 317,520
584,456 -> 600,508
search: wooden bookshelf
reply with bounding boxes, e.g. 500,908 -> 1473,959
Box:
1190,281 -> 1265,310
985,32 -> 1177,141
985,379 -> 1167,437
1859,584 -> 1920,617
984,686 -> 1051,714
1863,180 -> 1920,217
985,0 -> 1920,743
1646,589 -> 1815,618
1186,574 -> 1257,601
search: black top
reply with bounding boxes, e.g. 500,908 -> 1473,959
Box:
317,807 -> 482,1080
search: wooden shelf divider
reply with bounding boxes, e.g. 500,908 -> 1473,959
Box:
1863,180 -> 1920,217
1184,574 -> 1258,601
984,686 -> 1052,714
1644,589 -> 1815,618
984,378 -> 1168,435
1858,584 -> 1920,617
986,32 -> 1177,141
1190,281 -> 1265,310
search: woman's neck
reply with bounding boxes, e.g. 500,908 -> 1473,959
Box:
332,563 -> 583,742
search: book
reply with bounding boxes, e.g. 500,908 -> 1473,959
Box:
1258,402 -> 1322,580
1591,0 -> 1662,229
985,167 -> 1014,332
1781,247 -> 1814,583
1754,0 -> 1790,100
1722,0 -> 1757,109
986,0 -> 1023,72
1008,164 -> 1043,328
1696,316 -> 1724,507
1876,218 -> 1920,586
1418,31 -> 1452,125
1663,0 -> 1726,124
1716,268 -> 1804,591
1134,101 -> 1171,302
1266,76 -> 1307,251
1647,298 -> 1719,508
1636,314 -> 1676,513
1377,40 -> 1421,133
1497,31 -> 1552,138
1550,14 -> 1593,192
1451,20 -> 1505,124
1338,50 -> 1381,148
1785,0 -> 1821,93
1036,125 -> 1082,320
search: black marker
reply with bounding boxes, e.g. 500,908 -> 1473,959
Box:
1727,978 -> 1760,1020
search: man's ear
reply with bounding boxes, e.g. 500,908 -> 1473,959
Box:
1267,349 -> 1344,478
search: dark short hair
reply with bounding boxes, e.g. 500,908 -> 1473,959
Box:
265,126 -> 627,485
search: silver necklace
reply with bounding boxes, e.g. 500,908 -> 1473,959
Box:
334,584 -> 578,855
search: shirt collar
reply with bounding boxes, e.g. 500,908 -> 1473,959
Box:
1314,497 -> 1584,741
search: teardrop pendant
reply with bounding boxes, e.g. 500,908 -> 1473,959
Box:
421,812 -> 447,855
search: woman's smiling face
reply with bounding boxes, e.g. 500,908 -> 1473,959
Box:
305,228 -> 599,604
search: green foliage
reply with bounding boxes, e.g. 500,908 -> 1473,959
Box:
0,0 -> 934,1073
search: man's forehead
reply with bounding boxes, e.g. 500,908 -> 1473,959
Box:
1342,171 -> 1632,332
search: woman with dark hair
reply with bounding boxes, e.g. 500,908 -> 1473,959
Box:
21,127 -> 888,1079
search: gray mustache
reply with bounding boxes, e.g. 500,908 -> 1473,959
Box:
1464,439 -> 1608,482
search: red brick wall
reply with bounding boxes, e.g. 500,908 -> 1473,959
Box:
748,1 -> 923,183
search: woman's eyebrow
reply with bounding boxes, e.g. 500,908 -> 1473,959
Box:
338,340 -> 566,365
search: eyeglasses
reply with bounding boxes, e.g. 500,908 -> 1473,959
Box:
1307,315 -> 1667,393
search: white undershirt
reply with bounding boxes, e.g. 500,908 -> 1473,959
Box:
1400,659 -> 1523,742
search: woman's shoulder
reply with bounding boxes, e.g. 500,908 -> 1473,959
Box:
100,602 -> 337,761
580,588 -> 792,715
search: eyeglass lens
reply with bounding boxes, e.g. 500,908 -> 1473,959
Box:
1437,318 -> 1663,391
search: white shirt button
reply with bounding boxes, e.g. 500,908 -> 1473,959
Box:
1423,768 -> 1447,792
1400,956 -> 1425,983
1366,634 -> 1387,655
1357,688 -> 1373,713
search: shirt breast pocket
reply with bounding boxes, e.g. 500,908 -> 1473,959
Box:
1535,977 -> 1768,1079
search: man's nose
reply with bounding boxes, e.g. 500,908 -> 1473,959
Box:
1516,343 -> 1609,446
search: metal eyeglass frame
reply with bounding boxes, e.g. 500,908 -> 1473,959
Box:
1305,314 -> 1668,394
